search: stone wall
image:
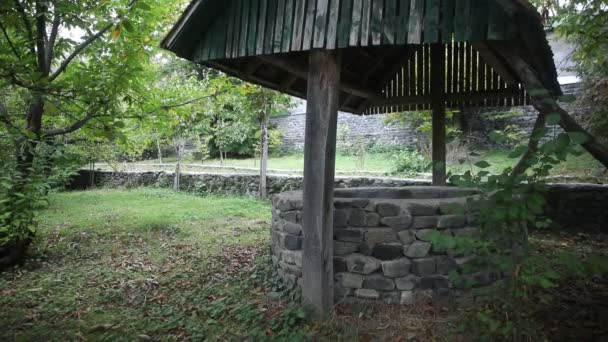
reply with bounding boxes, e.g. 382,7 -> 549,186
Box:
70,170 -> 608,231
272,83 -> 590,150
271,187 -> 490,305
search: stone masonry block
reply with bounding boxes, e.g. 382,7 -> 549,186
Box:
380,215 -> 413,231
395,275 -> 419,290
363,273 -> 396,291
283,222 -> 302,236
346,254 -> 382,274
334,241 -> 359,256
438,215 -> 467,229
367,228 -> 399,244
406,202 -> 439,216
336,272 -> 364,289
283,234 -> 302,250
349,209 -> 368,227
381,258 -> 411,278
404,241 -> 432,258
372,243 -> 405,260
411,216 -> 438,229
377,203 -> 401,217
411,258 -> 436,277
354,289 -> 380,300
335,228 -> 366,243
398,230 -> 416,245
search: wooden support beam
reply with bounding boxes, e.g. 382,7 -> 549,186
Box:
280,74 -> 299,91
302,50 -> 341,320
431,43 -> 447,185
258,56 -> 380,100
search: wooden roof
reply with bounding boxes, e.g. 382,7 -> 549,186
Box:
162,0 -> 561,114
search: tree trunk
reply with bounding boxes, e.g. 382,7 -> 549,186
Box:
0,238 -> 31,270
302,50 -> 341,320
259,114 -> 269,198
174,139 -> 184,191
157,138 -> 163,165
431,44 -> 447,185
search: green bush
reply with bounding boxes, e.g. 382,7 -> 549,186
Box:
389,148 -> 431,175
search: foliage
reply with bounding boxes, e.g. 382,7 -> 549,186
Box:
337,124 -> 373,168
430,118 -> 608,339
389,148 -> 431,175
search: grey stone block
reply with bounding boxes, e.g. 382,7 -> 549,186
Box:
349,209 -> 367,227
381,258 -> 411,278
335,228 -> 366,243
354,288 -> 380,300
411,258 -> 436,277
282,250 -> 302,267
411,216 -> 438,229
358,241 -> 374,256
400,291 -> 416,305
382,291 -> 401,305
380,215 -> 413,231
377,203 -> 401,217
363,273 -> 396,291
284,234 -> 302,250
439,200 -> 467,215
366,212 -> 381,226
372,243 -> 404,260
334,283 -> 352,297
436,256 -> 457,275
336,272 -> 364,289
351,199 -> 371,208
334,241 -> 359,256
334,209 -> 349,228
334,256 -> 347,273
438,215 -> 467,229
406,202 -> 438,216
398,230 -> 416,245
415,229 -> 436,242
346,254 -> 381,274
404,241 -> 431,258
367,228 -> 399,244
284,222 -> 302,236
420,275 -> 450,289
280,210 -> 300,223
395,275 -> 419,290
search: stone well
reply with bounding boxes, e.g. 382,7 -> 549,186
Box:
270,186 -> 491,305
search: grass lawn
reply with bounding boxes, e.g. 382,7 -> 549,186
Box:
1,189 -> 606,341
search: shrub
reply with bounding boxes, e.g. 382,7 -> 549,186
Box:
389,148 -> 430,175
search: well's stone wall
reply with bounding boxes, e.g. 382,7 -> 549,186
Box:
271,187 -> 489,305
70,170 -> 608,231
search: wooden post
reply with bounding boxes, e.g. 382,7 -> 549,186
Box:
302,49 -> 341,320
431,44 -> 447,185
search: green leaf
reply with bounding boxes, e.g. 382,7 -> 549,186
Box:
546,113 -> 561,125
475,161 -> 491,169
568,132 -> 588,145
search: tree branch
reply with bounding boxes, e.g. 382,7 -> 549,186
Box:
0,101 -> 20,132
42,111 -> 101,137
46,0 -> 60,68
0,20 -> 22,61
13,0 -> 36,56
49,0 -> 138,81
35,0 -> 49,75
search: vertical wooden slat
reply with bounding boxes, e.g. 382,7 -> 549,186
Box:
440,0 -> 455,44
471,49 -> 479,105
226,1 -> 235,58
407,0 -> 423,44
465,43 -> 472,106
383,0 -> 396,44
458,42 -> 465,98
446,42 -> 453,108
409,55 -> 416,111
431,43 -> 447,185
291,0 -> 306,51
282,0 -> 295,52
274,0 -> 285,52
350,0 -> 364,46
232,0 -> 242,58
397,0 -> 410,44
452,42 -> 459,106
302,0 -> 317,50
470,0 -> 489,41
338,0 -> 353,48
248,0 -> 260,55
326,0 -> 340,49
313,0 -> 329,48
264,0 -> 277,54
256,0 -> 268,55
454,0 -> 466,41
426,44 -> 431,110
416,45 -> 423,110
371,0 -> 383,45
424,0 -> 440,43
360,0 -> 372,46
492,68 -> 499,106
240,0 -> 250,56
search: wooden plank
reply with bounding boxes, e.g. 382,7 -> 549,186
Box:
256,0 -> 268,55
453,0 -> 466,41
371,0 -> 383,45
471,49 -> 478,104
440,0 -> 455,44
408,53 -> 415,109
225,1 -> 236,58
360,0 -> 372,46
446,43 -> 453,107
383,0 -> 396,44
487,3 -> 505,40
240,0 -> 250,56
465,43 -> 472,105
282,0 -> 294,52
424,0 -> 440,43
291,0 -> 306,51
312,0 -> 328,48
338,0 -> 353,48
326,0 -> 341,49
407,0 -> 423,44
396,0 -> 410,44
248,0 -> 260,55
416,45 -> 423,110
431,43 -> 446,185
232,0 -> 242,58
458,42 -> 465,96
274,0 -> 285,52
470,0 -> 489,41
264,0 -> 277,54
303,0 -> 317,50
463,0 -> 473,41
302,49 -> 340,320
350,0 -> 364,46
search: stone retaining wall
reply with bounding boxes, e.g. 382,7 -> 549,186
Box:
270,187 -> 490,305
70,170 -> 607,231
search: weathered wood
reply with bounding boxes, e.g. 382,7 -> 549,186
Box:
291,0 -> 306,51
440,0 -> 454,44
326,0 -> 340,48
431,43 -> 447,185
397,0 -> 410,44
407,0 -> 423,44
338,0 -> 353,48
350,0 -> 364,46
302,0 -> 317,50
313,0 -> 329,48
360,0 -> 372,46
248,0 -> 260,55
383,0 -> 396,44
264,0 -> 277,54
256,0 -> 268,55
302,49 -> 341,320
240,0 -> 250,56
282,0 -> 294,52
370,0 -> 383,45
424,0 -> 440,43
273,0 -> 285,53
